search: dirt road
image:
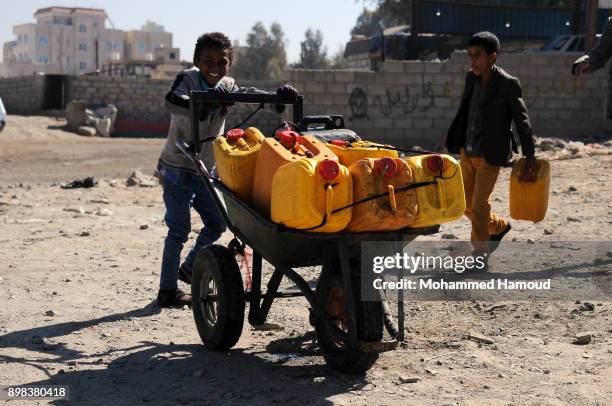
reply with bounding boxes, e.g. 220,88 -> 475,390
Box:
0,116 -> 610,405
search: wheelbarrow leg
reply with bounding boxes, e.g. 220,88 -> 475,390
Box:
393,237 -> 405,342
248,249 -> 283,327
257,268 -> 283,325
397,264 -> 405,342
248,252 -> 263,326
338,243 -> 358,347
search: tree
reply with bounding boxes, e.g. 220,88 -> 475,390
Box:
350,3 -> 411,38
330,45 -> 348,69
293,28 -> 329,69
231,22 -> 287,80
351,7 -> 384,38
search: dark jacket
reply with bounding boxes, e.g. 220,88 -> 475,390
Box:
445,65 -> 535,166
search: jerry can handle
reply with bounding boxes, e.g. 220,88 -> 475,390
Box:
236,138 -> 249,150
387,184 -> 398,214
435,178 -> 447,212
517,159 -> 538,184
325,184 -> 334,218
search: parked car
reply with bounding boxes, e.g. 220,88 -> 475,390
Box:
540,34 -> 601,52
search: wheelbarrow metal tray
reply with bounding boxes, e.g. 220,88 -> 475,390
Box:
213,180 -> 440,269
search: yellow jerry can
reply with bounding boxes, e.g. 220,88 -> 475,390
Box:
510,158 -> 550,222
271,159 -> 353,232
213,127 -> 265,203
346,157 -> 418,232
404,154 -> 466,228
251,131 -> 338,218
326,139 -> 399,167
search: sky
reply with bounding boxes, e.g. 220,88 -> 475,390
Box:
0,0 -> 369,64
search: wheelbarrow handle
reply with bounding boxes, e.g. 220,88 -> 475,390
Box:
175,138 -> 212,179
189,90 -> 304,158
190,90 -> 304,107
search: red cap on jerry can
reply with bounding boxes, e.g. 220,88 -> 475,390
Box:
318,159 -> 340,181
425,154 -> 444,173
276,130 -> 300,149
373,157 -> 398,178
226,128 -> 245,142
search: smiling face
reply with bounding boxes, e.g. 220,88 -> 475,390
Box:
467,45 -> 496,76
195,47 -> 231,86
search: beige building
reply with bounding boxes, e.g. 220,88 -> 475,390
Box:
1,7 -> 180,78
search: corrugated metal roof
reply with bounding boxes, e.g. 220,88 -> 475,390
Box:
421,1 -> 610,39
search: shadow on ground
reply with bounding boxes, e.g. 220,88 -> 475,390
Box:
1,304 -> 367,405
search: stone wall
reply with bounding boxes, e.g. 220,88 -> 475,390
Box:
0,75 -> 45,114
286,51 -> 612,149
1,52 -> 611,146
64,75 -> 285,134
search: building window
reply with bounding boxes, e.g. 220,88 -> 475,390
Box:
79,43 -> 87,51
106,42 -> 112,51
53,16 -> 72,25
79,24 -> 87,33
39,37 -> 49,46
169,52 -> 176,60
113,43 -> 121,51
79,62 -> 87,70
138,43 -> 145,53
24,34 -> 29,44
37,55 -> 49,64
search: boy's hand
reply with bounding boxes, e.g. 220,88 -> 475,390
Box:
277,85 -> 299,102
572,55 -> 590,86
210,86 -> 228,97
519,156 -> 538,183
210,86 -> 233,108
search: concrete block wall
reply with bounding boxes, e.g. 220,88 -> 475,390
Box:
2,52 -> 611,145
64,75 -> 285,134
286,51 -> 612,149
66,76 -> 168,122
0,75 -> 45,114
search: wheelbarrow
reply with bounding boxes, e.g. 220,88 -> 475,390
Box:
178,90 -> 440,374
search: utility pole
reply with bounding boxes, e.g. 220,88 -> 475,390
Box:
585,0 -> 598,50
95,39 -> 99,73
572,0 -> 582,35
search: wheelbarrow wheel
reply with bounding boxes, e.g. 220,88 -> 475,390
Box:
314,262 -> 383,374
191,244 -> 245,350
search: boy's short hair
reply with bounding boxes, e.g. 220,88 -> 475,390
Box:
468,31 -> 500,54
193,32 -> 233,64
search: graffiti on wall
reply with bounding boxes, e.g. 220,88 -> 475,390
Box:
523,78 -> 577,104
346,71 -> 583,121
349,74 -> 437,120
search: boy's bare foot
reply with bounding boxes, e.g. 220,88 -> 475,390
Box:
490,223 -> 512,242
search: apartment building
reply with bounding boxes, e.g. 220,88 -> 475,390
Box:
1,7 -> 180,78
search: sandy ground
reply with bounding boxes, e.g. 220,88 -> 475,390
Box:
0,115 -> 610,405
